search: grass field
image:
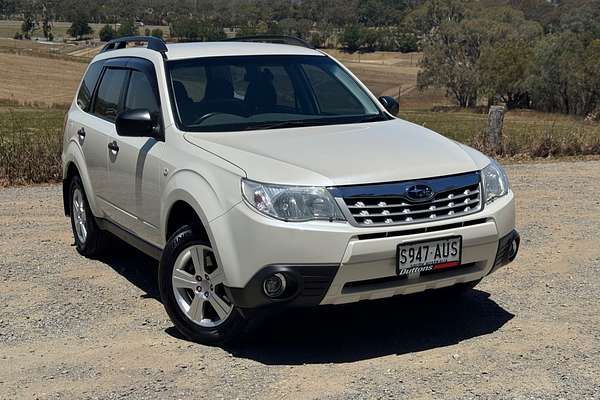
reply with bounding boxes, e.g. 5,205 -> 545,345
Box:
0,46 -> 598,184
0,107 -> 64,184
0,53 -> 86,105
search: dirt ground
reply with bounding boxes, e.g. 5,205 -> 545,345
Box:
1,160 -> 599,399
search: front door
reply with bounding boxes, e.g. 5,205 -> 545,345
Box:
104,63 -> 164,246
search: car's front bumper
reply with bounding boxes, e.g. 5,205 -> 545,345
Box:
210,191 -> 517,309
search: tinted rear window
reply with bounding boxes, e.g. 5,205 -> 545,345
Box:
77,61 -> 104,111
94,68 -> 129,122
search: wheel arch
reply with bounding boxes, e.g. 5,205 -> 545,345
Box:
63,162 -> 79,216
62,144 -> 102,218
165,200 -> 209,242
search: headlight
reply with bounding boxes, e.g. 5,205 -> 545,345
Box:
242,179 -> 345,222
481,160 -> 510,204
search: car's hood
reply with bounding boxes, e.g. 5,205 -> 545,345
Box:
184,119 -> 484,186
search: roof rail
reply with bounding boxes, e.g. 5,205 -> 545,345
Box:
101,36 -> 168,57
222,35 -> 314,49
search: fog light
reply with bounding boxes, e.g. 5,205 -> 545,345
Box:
263,273 -> 287,298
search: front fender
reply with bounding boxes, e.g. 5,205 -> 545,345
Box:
160,168 -> 243,245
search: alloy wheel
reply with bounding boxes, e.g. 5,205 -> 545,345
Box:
171,244 -> 233,327
72,187 -> 88,244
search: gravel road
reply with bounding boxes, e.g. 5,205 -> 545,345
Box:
1,160 -> 600,399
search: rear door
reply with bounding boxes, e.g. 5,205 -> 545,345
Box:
88,60 -> 132,228
70,60 -> 109,204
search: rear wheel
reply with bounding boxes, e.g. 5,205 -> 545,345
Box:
159,225 -> 251,345
69,175 -> 108,258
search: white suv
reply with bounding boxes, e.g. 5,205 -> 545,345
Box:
62,36 -> 519,345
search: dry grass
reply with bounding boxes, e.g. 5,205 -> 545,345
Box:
401,109 -> 600,158
0,52 -> 86,106
325,50 -> 421,97
0,107 -> 65,185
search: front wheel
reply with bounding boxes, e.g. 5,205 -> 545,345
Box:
158,225 -> 251,345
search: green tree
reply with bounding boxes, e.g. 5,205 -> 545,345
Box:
417,3 -> 543,108
41,15 -> 52,40
21,12 -> 36,39
528,32 -> 600,115
99,24 -> 115,41
67,14 -> 93,40
170,17 -> 200,41
341,24 -> 363,52
403,0 -> 468,36
309,31 -> 325,48
479,40 -> 534,109
117,20 -> 138,37
559,4 -> 600,38
151,28 -> 164,39
170,17 -> 225,41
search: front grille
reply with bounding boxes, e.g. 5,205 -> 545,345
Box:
330,172 -> 483,227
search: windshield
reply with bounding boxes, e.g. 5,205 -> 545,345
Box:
167,55 -> 386,132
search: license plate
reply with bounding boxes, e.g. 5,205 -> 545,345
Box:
396,236 -> 462,276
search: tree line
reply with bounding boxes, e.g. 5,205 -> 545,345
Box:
415,0 -> 600,117
3,0 -> 600,116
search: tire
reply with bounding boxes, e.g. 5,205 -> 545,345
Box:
69,175 -> 108,258
158,224 -> 251,345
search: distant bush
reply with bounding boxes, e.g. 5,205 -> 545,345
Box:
68,15 -> 93,40
309,32 -> 325,48
340,25 -> 418,53
151,28 -> 164,39
117,20 -> 139,37
13,32 -> 23,40
170,17 -> 225,41
99,24 -> 115,42
340,25 -> 362,53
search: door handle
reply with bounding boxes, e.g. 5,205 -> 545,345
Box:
108,141 -> 119,153
77,127 -> 86,138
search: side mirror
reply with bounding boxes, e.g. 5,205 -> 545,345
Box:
116,109 -> 162,140
378,96 -> 399,115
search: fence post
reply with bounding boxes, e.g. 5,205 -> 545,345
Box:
486,105 -> 505,153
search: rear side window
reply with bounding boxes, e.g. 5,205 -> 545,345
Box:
77,61 -> 104,111
124,71 -> 160,115
94,68 -> 129,122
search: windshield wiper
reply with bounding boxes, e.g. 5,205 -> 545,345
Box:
243,119 -> 326,131
356,114 -> 388,123
244,115 -> 387,131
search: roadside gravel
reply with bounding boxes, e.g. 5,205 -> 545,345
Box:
1,160 -> 599,399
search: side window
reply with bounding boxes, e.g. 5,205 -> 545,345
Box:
124,70 -> 160,115
302,64 -> 365,115
77,61 -> 104,111
93,68 -> 129,122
